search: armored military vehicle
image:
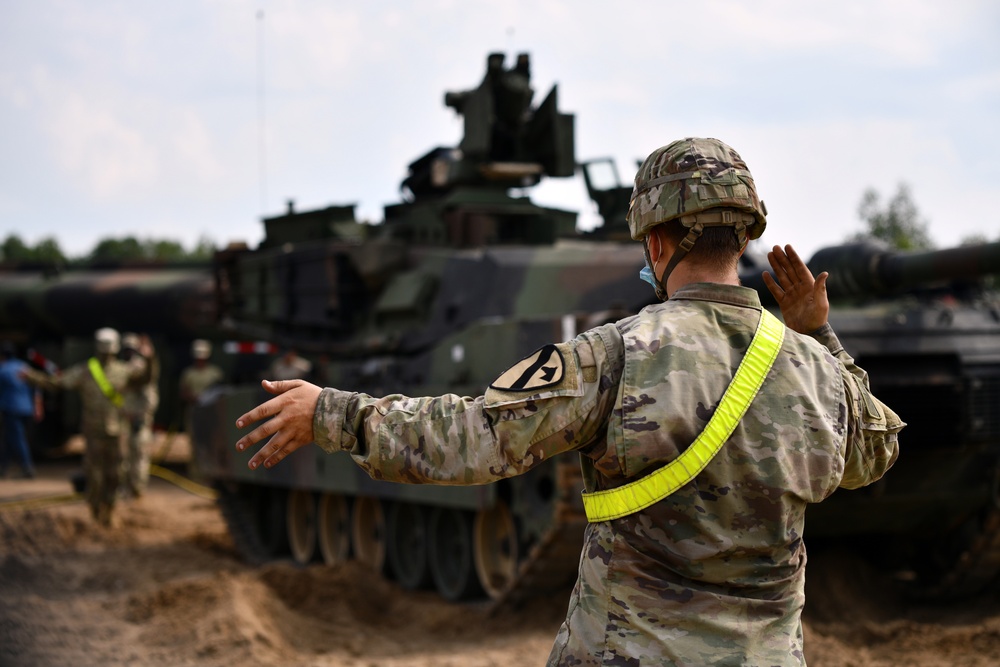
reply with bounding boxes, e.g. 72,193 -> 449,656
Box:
188,51 -> 1000,605
787,241 -> 1000,598
191,52 -> 653,604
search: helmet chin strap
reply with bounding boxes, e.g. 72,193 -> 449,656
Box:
645,224 -> 706,301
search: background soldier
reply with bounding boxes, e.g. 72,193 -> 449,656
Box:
23,328 -> 152,526
178,339 -> 223,433
0,341 -> 42,479
234,138 -> 904,665
265,346 -> 312,382
120,332 -> 159,497
179,339 -> 223,475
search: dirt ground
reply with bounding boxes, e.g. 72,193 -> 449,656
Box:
2,460 -> 999,667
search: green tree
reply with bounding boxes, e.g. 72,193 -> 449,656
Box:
189,235 -> 217,260
853,183 -> 933,250
0,234 -> 66,263
961,233 -> 988,246
33,237 -> 67,263
89,235 -> 144,261
146,239 -> 187,261
1,234 -> 32,261
86,235 -> 216,262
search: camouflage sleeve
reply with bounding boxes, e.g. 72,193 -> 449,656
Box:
125,355 -> 151,385
22,364 -> 81,391
21,367 -> 56,391
311,325 -> 623,485
809,323 -> 904,489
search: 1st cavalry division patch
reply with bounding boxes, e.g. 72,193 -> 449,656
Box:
489,344 -> 565,391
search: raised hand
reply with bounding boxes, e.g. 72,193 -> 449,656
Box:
762,244 -> 829,334
234,379 -> 322,470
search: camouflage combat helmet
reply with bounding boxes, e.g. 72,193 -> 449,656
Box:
191,339 -> 212,360
121,332 -> 141,351
94,327 -> 120,355
627,137 -> 767,299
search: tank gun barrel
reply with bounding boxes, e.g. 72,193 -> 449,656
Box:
742,240 -> 1000,304
808,240 -> 1000,300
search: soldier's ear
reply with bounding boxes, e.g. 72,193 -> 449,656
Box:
646,227 -> 663,265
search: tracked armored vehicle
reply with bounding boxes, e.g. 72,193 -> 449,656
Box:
190,53 -> 1000,604
193,52 -> 651,604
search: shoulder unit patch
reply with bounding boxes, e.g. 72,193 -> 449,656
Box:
489,344 -> 565,391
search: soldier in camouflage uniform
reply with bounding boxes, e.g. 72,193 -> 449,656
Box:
24,328 -> 152,526
121,332 -> 159,497
178,339 -> 223,425
234,138 -> 903,666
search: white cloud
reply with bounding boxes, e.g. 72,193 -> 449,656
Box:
44,83 -> 161,200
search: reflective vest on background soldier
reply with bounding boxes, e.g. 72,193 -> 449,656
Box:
25,355 -> 150,437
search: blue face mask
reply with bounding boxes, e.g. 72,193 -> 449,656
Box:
639,264 -> 658,289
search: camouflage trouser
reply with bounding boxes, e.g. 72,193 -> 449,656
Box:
124,417 -> 152,495
84,432 -> 124,525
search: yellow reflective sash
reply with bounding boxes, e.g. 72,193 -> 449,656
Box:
87,357 -> 124,407
582,308 -> 785,522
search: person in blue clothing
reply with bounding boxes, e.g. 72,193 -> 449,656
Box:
0,341 -> 42,478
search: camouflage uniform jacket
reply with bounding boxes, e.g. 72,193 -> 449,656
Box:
26,355 -> 150,437
124,354 -> 160,423
179,363 -> 224,403
312,283 -> 903,666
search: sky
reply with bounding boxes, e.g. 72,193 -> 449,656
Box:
2,0 -> 999,261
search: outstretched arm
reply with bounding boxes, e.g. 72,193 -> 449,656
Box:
761,244 -> 829,334
235,379 -> 322,470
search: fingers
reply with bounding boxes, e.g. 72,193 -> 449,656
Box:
768,244 -> 818,289
235,410 -> 277,450
766,246 -> 792,288
235,395 -> 280,431
783,245 -> 816,283
761,270 -> 785,302
814,271 -> 829,298
262,378 -> 300,396
235,381 -> 321,471
247,429 -> 293,470
235,407 -> 293,468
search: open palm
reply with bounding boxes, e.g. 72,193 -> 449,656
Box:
761,244 -> 829,334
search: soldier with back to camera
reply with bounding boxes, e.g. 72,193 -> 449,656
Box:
120,332 -> 159,497
233,138 -> 903,666
23,328 -> 152,526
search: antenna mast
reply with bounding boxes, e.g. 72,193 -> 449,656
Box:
256,10 -> 268,216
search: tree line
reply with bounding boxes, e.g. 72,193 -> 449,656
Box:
2,185 -> 996,264
0,234 -> 216,264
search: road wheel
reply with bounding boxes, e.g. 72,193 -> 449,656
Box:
286,489 -> 317,565
254,486 -> 288,557
317,493 -> 351,566
474,501 -> 519,599
428,507 -> 482,601
387,502 -> 431,590
351,496 -> 387,573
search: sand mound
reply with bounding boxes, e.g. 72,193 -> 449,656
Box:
2,467 -> 999,666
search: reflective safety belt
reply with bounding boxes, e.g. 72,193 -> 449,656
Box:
582,308 -> 785,522
87,357 -> 124,407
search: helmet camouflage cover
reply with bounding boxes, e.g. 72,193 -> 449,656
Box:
94,327 -> 120,355
626,137 -> 767,242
